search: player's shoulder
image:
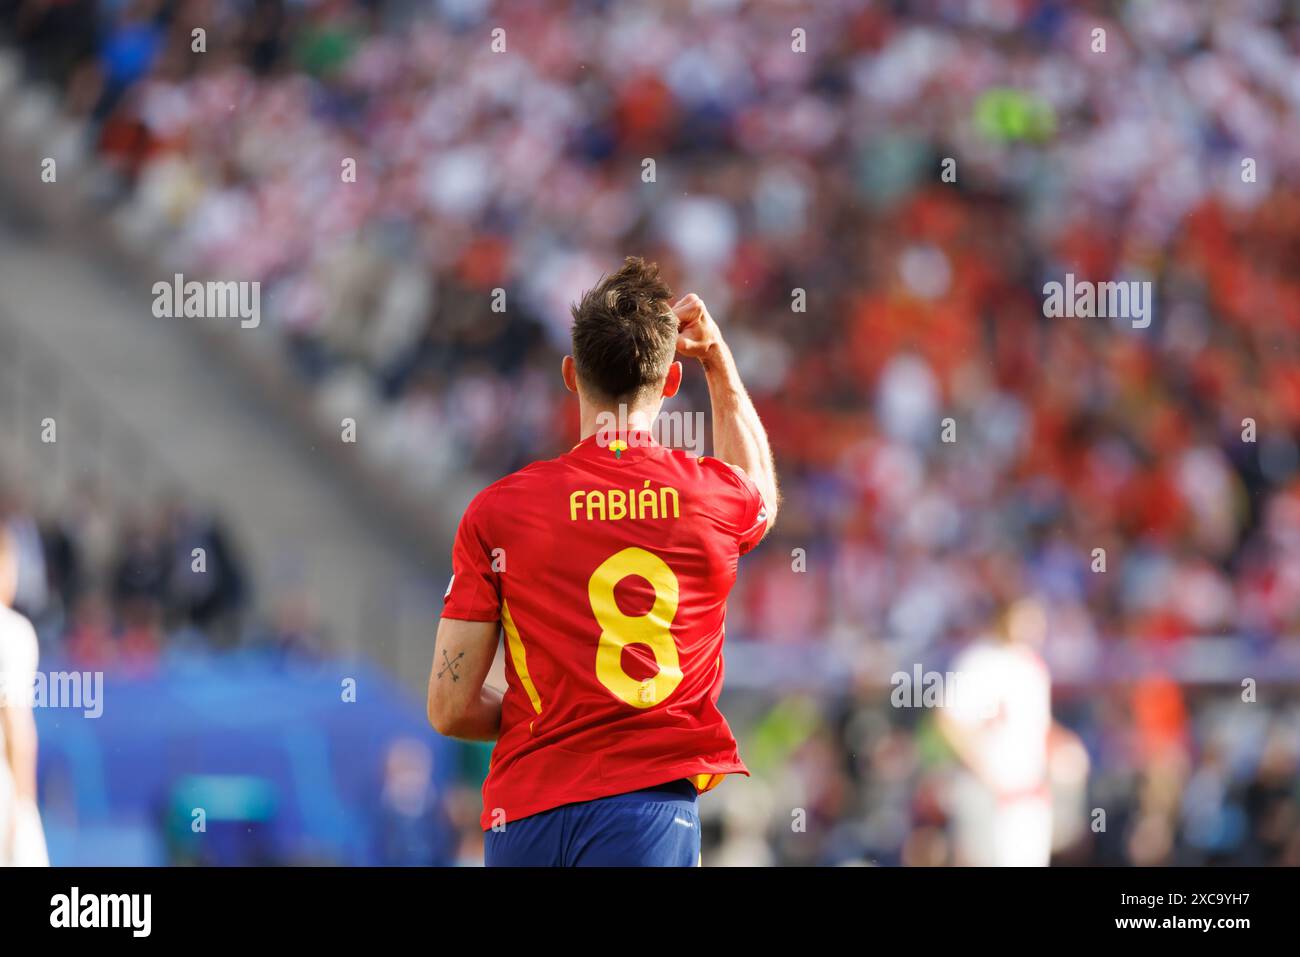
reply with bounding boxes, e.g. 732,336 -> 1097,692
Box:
460,456 -> 567,519
1013,644 -> 1050,679
0,605 -> 39,665
483,458 -> 556,493
0,604 -> 36,638
660,447 -> 756,488
951,638 -> 999,672
683,453 -> 765,510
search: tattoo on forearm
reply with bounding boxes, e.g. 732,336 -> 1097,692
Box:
438,650 -> 465,682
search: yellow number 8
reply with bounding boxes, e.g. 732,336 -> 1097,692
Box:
588,547 -> 683,709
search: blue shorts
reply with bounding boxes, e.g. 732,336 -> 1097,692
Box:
484,779 -> 701,867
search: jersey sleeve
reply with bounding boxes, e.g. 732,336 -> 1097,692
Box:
441,487 -> 502,622
700,457 -> 768,555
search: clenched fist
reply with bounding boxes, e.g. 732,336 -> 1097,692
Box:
672,294 -> 724,366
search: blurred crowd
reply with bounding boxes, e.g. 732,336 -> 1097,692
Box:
4,0 -> 1300,865
0,477 -> 251,667
0,472 -> 342,667
693,687 -> 1300,866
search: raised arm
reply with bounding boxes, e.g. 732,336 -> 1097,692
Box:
673,294 -> 779,534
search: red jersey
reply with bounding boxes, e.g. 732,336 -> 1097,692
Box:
442,429 -> 767,829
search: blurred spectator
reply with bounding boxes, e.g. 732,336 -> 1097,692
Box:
376,738 -> 456,866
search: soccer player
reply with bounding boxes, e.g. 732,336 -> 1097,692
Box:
0,528 -> 49,867
938,598 -> 1056,867
427,258 -> 777,866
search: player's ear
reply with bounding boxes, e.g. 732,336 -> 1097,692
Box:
562,355 -> 579,394
661,361 -> 682,399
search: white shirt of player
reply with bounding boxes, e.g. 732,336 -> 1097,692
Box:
947,638 -> 1051,798
0,603 -> 49,866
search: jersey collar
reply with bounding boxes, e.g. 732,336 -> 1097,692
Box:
573,428 -> 660,457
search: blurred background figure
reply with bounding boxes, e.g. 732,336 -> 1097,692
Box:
0,527 -> 50,866
376,737 -> 455,867
940,599 -> 1061,866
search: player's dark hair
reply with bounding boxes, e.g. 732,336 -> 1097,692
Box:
570,257 -> 677,402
